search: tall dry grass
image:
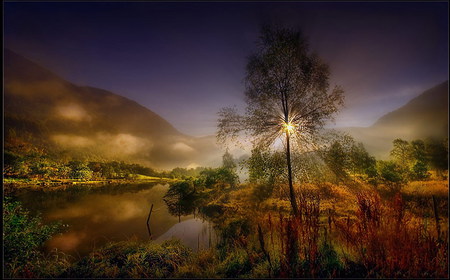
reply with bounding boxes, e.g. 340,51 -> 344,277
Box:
335,191 -> 448,278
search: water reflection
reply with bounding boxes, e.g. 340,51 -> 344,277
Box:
14,183 -> 214,257
163,180 -> 201,221
156,218 -> 215,251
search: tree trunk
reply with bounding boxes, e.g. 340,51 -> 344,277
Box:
286,131 -> 299,217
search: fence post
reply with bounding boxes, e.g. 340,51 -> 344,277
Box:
146,203 -> 154,237
432,195 -> 440,241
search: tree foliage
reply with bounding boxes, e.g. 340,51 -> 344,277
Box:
389,138 -> 432,181
376,160 -> 407,189
425,138 -> 448,178
222,149 -> 237,171
218,25 -> 344,149
321,133 -> 377,183
246,146 -> 285,185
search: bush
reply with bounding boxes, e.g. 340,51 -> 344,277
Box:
377,160 -> 406,187
3,198 -> 61,278
220,249 -> 252,278
411,160 -> 431,180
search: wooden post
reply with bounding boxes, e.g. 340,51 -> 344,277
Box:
328,209 -> 332,232
146,203 -> 153,237
178,194 -> 181,223
432,195 -> 440,240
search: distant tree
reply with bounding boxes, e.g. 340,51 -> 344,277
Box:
245,147 -> 286,202
323,141 -> 350,183
200,167 -> 238,190
55,164 -> 71,179
425,138 -> 448,178
218,25 -> 344,216
3,151 -> 29,178
390,138 -> 431,181
88,161 -> 103,179
101,162 -> 116,178
29,156 -> 52,179
170,167 -> 207,179
390,138 -> 413,174
411,160 -> 429,181
377,160 -> 406,188
349,142 -> 377,181
292,151 -> 332,184
321,134 -> 377,183
68,161 -> 93,180
222,149 -> 237,171
410,140 -> 430,180
246,147 -> 285,186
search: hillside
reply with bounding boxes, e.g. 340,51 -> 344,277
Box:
4,49 -> 221,169
341,81 -> 448,158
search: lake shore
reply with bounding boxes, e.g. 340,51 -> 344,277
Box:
3,176 -> 178,193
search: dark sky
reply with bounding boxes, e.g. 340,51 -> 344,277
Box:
4,1 -> 448,136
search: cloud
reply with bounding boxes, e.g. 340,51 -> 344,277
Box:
51,132 -> 154,159
52,134 -> 94,147
56,103 -> 91,122
99,133 -> 152,155
172,142 -> 195,153
187,162 -> 200,169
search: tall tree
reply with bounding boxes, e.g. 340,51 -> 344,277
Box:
390,139 -> 412,165
218,25 -> 344,216
410,140 -> 430,180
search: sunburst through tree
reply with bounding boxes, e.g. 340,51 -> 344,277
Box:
217,24 -> 344,216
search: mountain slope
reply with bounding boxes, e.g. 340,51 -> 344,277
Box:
4,49 -> 221,169
341,81 -> 448,158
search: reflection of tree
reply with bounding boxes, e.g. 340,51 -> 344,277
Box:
163,181 -> 199,219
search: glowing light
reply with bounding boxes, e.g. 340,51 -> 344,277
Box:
282,121 -> 297,134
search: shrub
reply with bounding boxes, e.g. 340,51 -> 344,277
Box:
3,198 -> 61,278
377,160 -> 407,188
220,249 -> 252,277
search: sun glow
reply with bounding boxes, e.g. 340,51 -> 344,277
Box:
282,121 -> 297,135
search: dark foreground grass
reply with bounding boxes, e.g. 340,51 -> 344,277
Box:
65,239 -> 192,278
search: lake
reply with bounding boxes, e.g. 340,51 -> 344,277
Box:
14,182 -> 216,258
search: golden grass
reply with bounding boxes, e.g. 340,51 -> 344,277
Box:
402,180 -> 449,197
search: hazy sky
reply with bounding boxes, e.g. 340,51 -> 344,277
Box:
4,1 -> 448,136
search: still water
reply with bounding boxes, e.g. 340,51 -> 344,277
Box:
14,183 -> 215,258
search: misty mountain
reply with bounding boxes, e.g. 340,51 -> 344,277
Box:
340,81 -> 448,159
4,49 -> 222,169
